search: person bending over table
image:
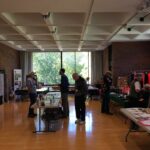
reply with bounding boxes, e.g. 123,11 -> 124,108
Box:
72,73 -> 88,125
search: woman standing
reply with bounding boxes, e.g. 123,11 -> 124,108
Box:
26,72 -> 37,118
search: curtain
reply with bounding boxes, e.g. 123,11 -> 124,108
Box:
91,51 -> 103,84
20,51 -> 32,85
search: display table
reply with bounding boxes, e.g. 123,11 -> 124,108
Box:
110,92 -> 129,108
120,108 -> 150,141
32,92 -> 62,133
88,86 -> 100,100
15,87 -> 49,100
36,87 -> 49,94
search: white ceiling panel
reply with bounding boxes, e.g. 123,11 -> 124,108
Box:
0,26 -> 19,34
0,0 -> 149,51
93,0 -> 143,12
84,35 -> 108,40
0,0 -> 91,12
58,35 -> 81,40
51,13 -> 86,25
36,40 -> 56,45
90,12 -> 131,25
0,35 -> 27,40
17,26 -> 50,34
28,35 -> 54,41
57,26 -> 83,34
2,13 -> 46,25
85,26 -> 117,34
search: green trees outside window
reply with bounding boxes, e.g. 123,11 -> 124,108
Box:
33,52 -> 91,85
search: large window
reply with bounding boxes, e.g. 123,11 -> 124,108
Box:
33,52 -> 61,84
33,52 -> 91,85
62,52 -> 75,84
63,52 -> 91,84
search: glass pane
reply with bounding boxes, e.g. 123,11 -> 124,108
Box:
33,52 -> 61,84
62,52 -> 91,84
62,52 -> 75,84
76,52 -> 91,83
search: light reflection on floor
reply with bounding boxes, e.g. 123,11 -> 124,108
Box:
65,106 -> 93,134
34,104 -> 93,134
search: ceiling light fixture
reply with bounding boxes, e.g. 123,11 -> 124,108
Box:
42,12 -> 50,19
127,26 -> 134,32
139,12 -> 150,21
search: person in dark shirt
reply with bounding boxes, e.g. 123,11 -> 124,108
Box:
59,68 -> 69,118
101,71 -> 113,115
138,84 -> 150,108
72,73 -> 88,124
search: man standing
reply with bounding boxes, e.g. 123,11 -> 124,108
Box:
59,68 -> 69,118
72,73 -> 88,124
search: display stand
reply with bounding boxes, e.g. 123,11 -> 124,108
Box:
14,69 -> 22,91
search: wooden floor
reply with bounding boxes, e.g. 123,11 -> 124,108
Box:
0,97 -> 150,150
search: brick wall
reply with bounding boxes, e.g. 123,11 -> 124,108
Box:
0,43 -> 20,101
112,41 -> 150,85
102,47 -> 109,74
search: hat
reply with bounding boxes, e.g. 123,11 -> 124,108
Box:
27,72 -> 36,76
105,71 -> 112,75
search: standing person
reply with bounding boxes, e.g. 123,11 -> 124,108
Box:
26,72 -> 37,118
59,68 -> 69,118
128,74 -> 141,107
101,71 -> 113,115
72,73 -> 88,124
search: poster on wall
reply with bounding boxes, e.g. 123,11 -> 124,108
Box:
0,71 -> 4,103
14,69 -> 22,91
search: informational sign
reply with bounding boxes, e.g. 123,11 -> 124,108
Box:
0,72 -> 4,102
14,69 -> 22,91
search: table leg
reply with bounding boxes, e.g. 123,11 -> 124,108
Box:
33,108 -> 42,133
125,121 -> 139,142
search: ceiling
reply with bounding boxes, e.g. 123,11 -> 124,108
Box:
0,0 -> 150,52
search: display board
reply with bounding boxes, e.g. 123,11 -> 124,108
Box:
0,70 -> 5,103
14,69 -> 22,91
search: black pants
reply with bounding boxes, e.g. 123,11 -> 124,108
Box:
101,91 -> 110,113
61,92 -> 69,117
28,93 -> 37,115
75,95 -> 86,121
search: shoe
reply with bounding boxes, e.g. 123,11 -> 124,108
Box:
79,121 -> 85,125
75,119 -> 80,124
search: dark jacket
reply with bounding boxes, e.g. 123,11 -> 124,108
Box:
103,74 -> 112,92
60,74 -> 69,93
75,76 -> 88,97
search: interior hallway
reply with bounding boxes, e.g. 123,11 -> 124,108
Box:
0,97 -> 150,150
